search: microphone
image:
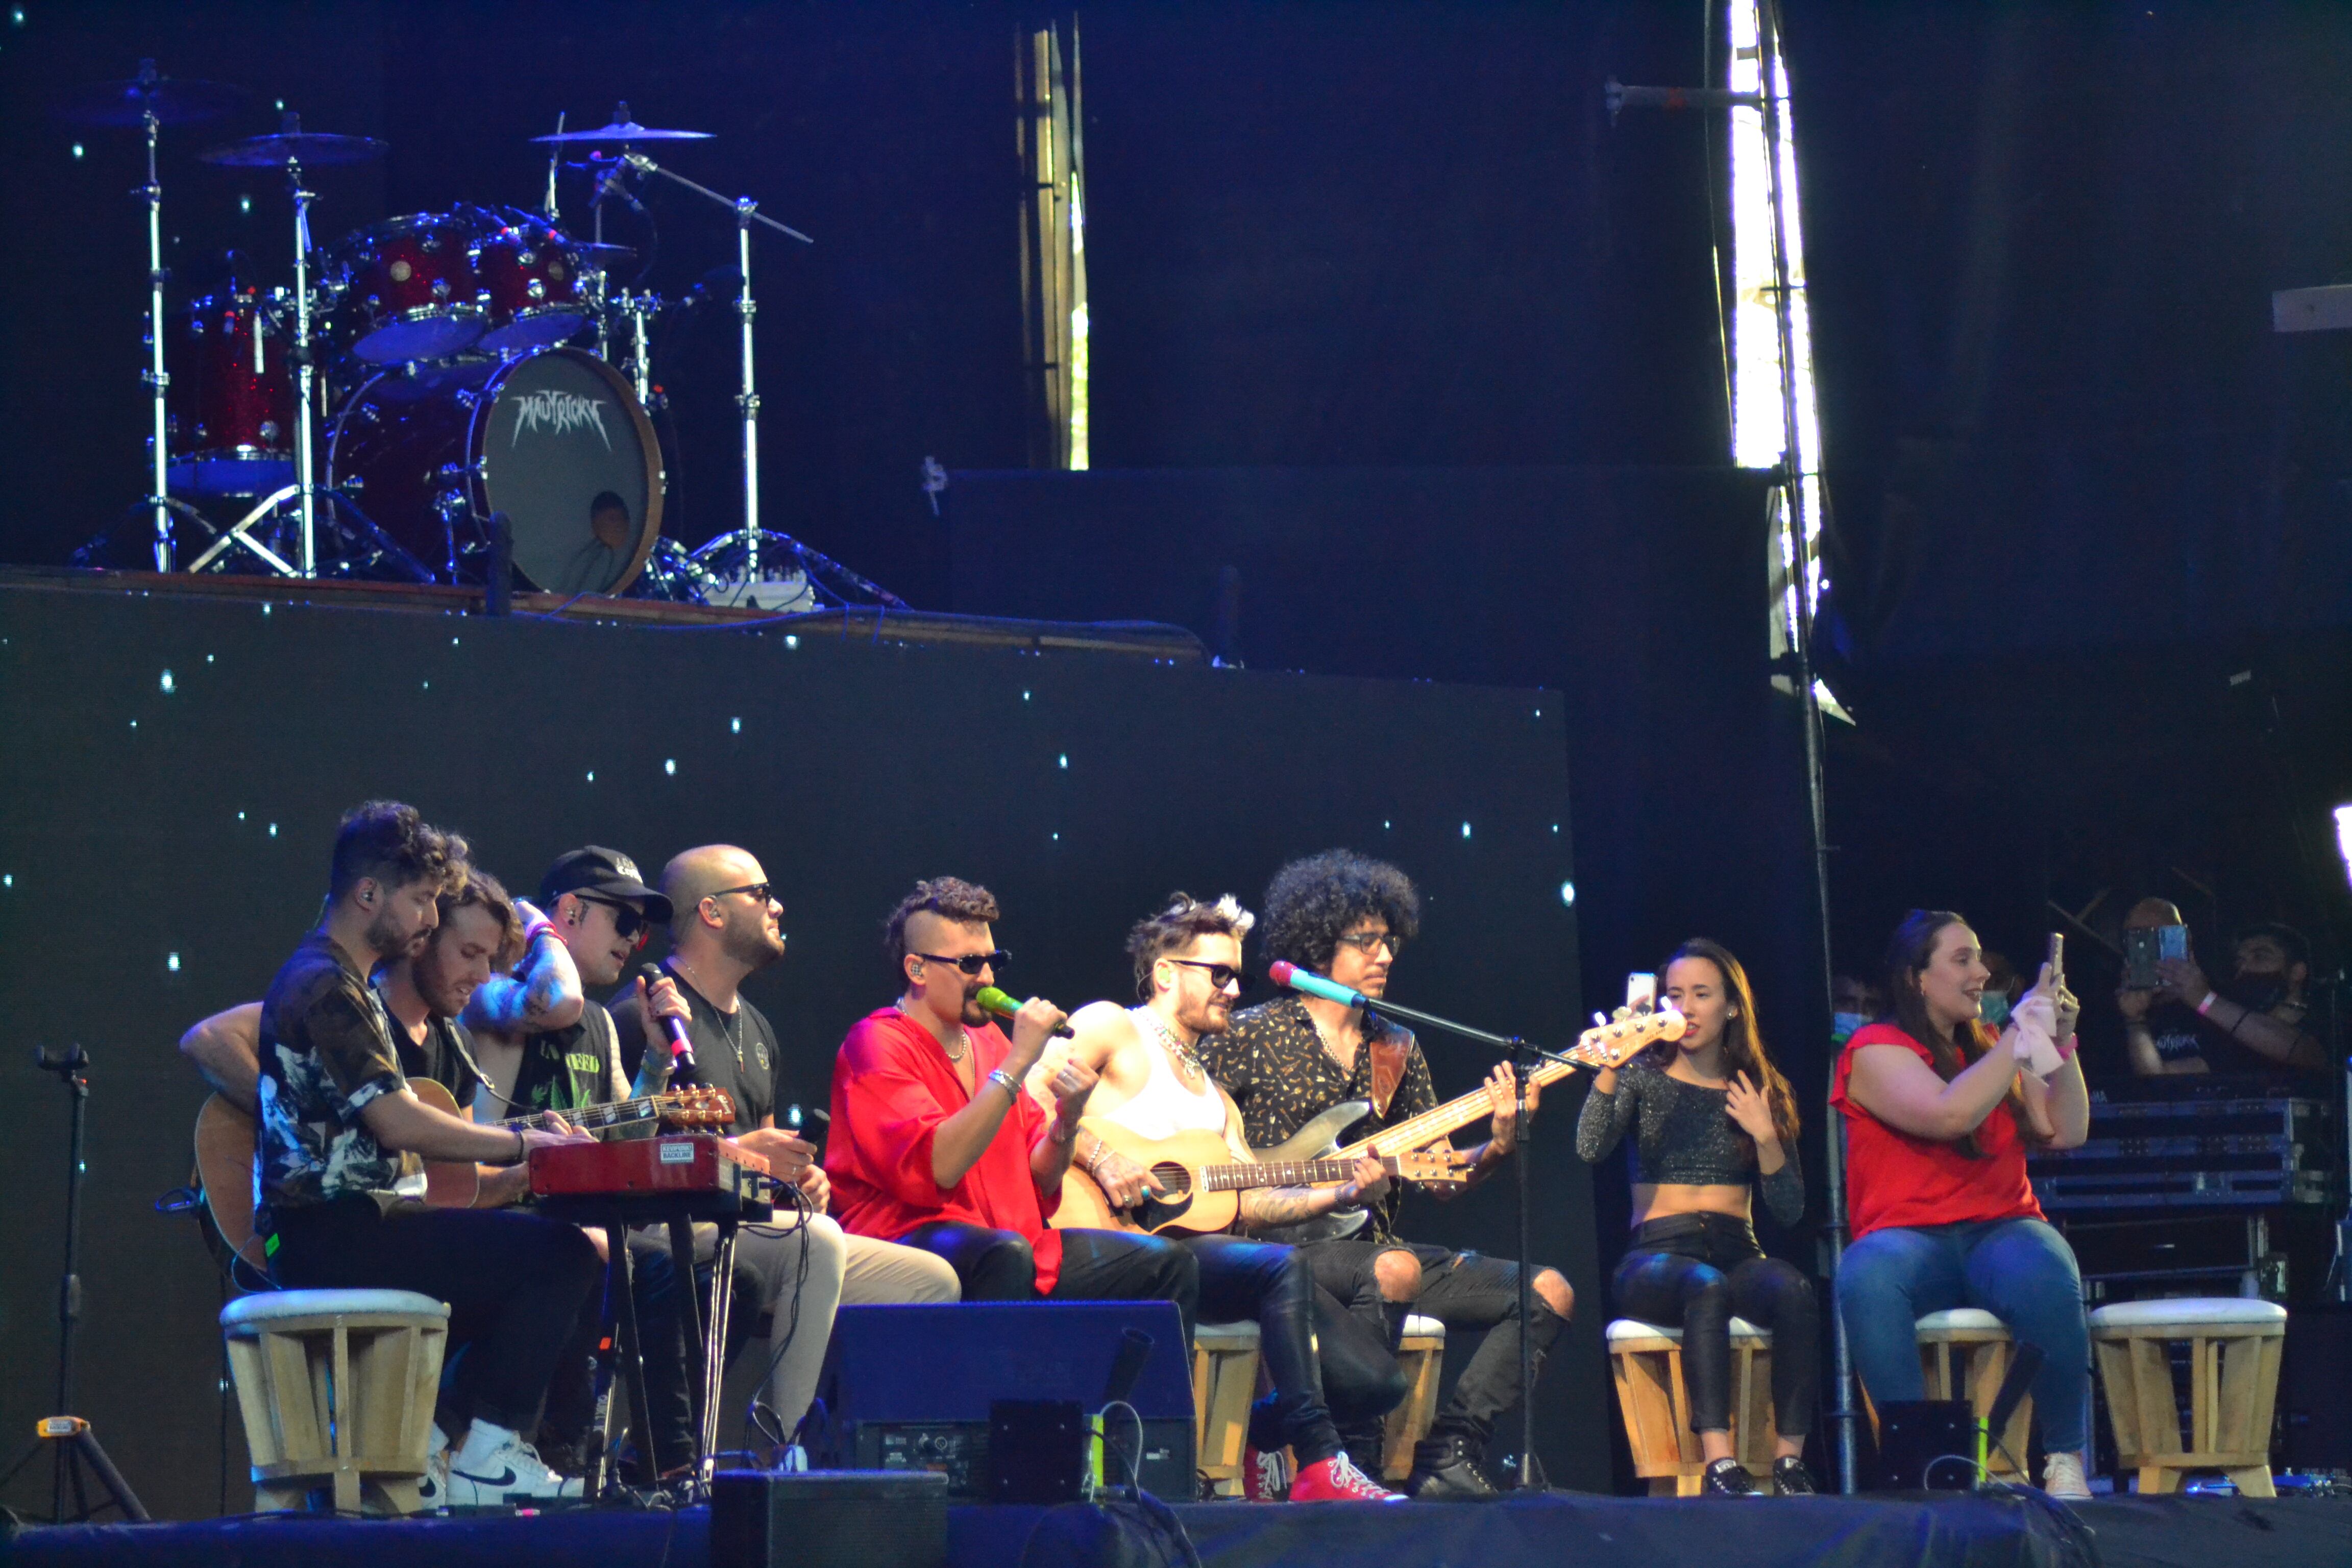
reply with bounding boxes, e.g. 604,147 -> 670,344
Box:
1983,1341 -> 2043,1448
594,157 -> 644,214
1267,960 -> 1366,1009
638,963 -> 697,1077
972,985 -> 1076,1039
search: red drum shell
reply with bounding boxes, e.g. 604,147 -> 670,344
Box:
333,212 -> 485,363
475,225 -> 588,353
166,289 -> 295,496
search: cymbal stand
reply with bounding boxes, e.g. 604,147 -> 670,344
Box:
288,155 -> 320,575
138,96 -> 173,570
621,152 -> 811,583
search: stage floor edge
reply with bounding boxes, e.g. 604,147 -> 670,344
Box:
8,1492 -> 2346,1568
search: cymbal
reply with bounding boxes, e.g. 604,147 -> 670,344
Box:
56,65 -> 247,128
532,102 -> 710,144
572,242 -> 638,269
200,113 -> 386,168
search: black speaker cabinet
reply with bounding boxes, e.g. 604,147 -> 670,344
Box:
1876,1400 -> 1979,1491
2283,1305 -> 2352,1470
710,1469 -> 948,1568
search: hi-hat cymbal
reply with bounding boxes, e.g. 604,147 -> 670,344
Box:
572,242 -> 639,269
200,112 -> 386,168
532,102 -> 710,143
56,62 -> 248,128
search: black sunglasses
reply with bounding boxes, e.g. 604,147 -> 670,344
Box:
574,893 -> 653,947
705,881 -> 778,907
1168,959 -> 1253,993
913,949 -> 1010,976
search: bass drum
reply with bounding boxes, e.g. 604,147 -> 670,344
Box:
326,348 -> 662,595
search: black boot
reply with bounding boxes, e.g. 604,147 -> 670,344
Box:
1405,1433 -> 1501,1501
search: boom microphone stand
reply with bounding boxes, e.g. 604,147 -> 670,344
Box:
0,1047 -> 150,1524
1269,964 -> 1573,1489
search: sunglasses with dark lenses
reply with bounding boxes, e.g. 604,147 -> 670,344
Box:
1168,959 -> 1254,992
706,881 -> 777,906
913,949 -> 1011,976
576,893 -> 653,947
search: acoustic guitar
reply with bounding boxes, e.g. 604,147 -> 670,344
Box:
1054,1117 -> 1468,1236
191,1081 -> 736,1266
1252,1004 -> 1689,1244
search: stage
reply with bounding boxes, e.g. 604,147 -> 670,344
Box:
9,1491 -> 2345,1568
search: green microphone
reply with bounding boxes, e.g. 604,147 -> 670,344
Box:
974,985 -> 1076,1038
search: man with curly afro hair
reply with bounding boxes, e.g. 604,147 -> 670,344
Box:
1196,849 -> 1574,1500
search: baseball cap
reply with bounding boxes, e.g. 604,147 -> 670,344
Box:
540,846 -> 673,925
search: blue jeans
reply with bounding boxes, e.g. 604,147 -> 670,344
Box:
1835,1217 -> 2088,1452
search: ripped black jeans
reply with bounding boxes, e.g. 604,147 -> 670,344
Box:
1611,1211 -> 1816,1437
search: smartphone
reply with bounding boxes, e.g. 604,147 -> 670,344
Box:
1625,972 -> 1657,1014
2123,925 -> 2187,989
2047,932 -> 2065,987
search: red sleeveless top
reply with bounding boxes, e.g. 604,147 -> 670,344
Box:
1830,1022 -> 2044,1239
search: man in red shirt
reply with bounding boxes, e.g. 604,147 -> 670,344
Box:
828,878 -> 1197,1318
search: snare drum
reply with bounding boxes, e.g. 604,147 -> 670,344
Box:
475,219 -> 589,353
166,287 -> 295,496
326,347 -> 662,594
330,212 -> 485,363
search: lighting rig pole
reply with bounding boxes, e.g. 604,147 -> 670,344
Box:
1608,0 -> 1852,1493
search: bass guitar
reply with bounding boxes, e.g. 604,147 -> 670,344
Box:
1252,1004 -> 1687,1244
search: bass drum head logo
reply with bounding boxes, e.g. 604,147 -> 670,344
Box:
482,350 -> 655,596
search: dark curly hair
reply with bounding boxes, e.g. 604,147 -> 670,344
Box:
1127,892 -> 1255,1000
883,876 -> 1001,974
1884,909 -> 2027,1158
1260,850 -> 1422,974
329,800 -> 468,900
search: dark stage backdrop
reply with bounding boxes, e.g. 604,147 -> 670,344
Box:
0,579 -> 1598,1516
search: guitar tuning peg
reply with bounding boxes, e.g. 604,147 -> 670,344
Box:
1591,1012 -> 1608,1027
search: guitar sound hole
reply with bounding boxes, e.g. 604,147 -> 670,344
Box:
1151,1164 -> 1191,1196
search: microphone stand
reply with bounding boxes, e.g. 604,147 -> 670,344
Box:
1335,988 -> 1576,1491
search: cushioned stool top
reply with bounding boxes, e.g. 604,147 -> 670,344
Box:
1605,1317 -> 1771,1343
1400,1315 -> 1446,1340
221,1289 -> 449,1329
1915,1308 -> 2008,1335
1194,1320 -> 1261,1347
2088,1297 -> 2287,1330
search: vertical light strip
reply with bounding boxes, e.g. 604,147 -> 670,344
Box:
1727,1 -> 1825,645
1069,168 -> 1090,470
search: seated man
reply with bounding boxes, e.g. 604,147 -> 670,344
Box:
251,802 -> 598,1507
2120,900 -> 2332,1076
1037,892 -> 1404,1501
1198,850 -> 1574,1501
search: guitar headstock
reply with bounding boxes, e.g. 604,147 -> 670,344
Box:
1567,1006 -> 1686,1070
657,1086 -> 738,1129
1391,1148 -> 1474,1188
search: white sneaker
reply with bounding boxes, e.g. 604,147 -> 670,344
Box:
2041,1452 -> 2092,1501
416,1442 -> 450,1509
446,1431 -> 585,1507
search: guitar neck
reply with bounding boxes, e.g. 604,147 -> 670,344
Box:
1198,1155 -> 1403,1192
1333,1054 -> 1591,1160
499,1094 -> 664,1134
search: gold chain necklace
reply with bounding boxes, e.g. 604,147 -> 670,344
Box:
897,999 -> 971,1062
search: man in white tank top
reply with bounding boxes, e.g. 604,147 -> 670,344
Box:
1027,894 -> 1402,1502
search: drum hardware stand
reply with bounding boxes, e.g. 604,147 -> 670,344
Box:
0,1047 -> 150,1525
137,86 -> 173,571
182,482 -> 431,583
287,153 -> 322,575
619,152 -> 811,588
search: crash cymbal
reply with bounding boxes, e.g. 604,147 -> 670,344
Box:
200,112 -> 386,168
56,61 -> 248,128
532,102 -> 710,143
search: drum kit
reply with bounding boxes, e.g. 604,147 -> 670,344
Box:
62,62 -> 893,610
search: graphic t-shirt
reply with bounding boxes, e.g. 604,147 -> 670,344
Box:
256,930 -> 415,1230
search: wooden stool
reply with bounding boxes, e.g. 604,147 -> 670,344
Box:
1916,1309 -> 2032,1480
222,1288 -> 449,1514
1192,1320 -> 1261,1493
2089,1297 -> 2286,1497
1606,1316 -> 1774,1495
1380,1315 -> 1448,1480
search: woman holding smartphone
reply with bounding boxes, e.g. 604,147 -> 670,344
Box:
1578,939 -> 1818,1496
1832,910 -> 2092,1498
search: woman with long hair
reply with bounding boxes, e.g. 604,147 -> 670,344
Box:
1578,939 -> 1818,1496
1831,911 -> 2092,1498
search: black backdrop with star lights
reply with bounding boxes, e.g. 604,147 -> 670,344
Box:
0,579 -> 1599,1513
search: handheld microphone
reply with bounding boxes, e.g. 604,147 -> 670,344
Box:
1267,961 -> 1366,1009
973,985 -> 1076,1038
639,963 -> 697,1077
